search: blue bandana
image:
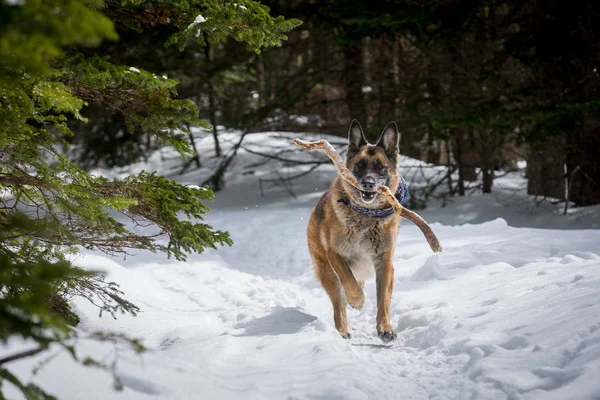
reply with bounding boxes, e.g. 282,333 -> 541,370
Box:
337,176 -> 409,218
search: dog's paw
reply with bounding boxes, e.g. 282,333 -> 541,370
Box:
346,290 -> 365,310
377,327 -> 397,342
339,331 -> 351,339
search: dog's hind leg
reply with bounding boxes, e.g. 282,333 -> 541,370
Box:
313,254 -> 350,338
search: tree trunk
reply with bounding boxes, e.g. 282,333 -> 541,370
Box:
452,128 -> 477,196
565,114 -> 600,206
204,36 -> 221,158
388,34 -> 401,121
481,168 -> 493,193
478,130 -> 496,194
188,134 -> 201,167
342,44 -> 366,126
257,54 -> 266,107
527,136 -> 565,199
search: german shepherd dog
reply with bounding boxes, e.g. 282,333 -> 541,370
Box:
306,120 -> 401,341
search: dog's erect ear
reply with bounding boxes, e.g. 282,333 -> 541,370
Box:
347,119 -> 367,159
376,121 -> 400,164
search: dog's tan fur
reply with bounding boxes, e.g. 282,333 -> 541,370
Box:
306,120 -> 401,341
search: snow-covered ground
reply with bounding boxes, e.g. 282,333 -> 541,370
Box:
4,130 -> 600,400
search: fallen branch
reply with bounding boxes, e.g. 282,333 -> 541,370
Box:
0,346 -> 45,365
293,138 -> 442,253
201,130 -> 250,191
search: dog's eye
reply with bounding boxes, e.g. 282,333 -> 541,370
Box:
372,160 -> 387,175
356,159 -> 367,170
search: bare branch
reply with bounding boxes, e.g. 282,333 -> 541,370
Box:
0,346 -> 45,365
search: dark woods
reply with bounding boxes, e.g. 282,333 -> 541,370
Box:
73,0 -> 600,206
260,0 -> 600,207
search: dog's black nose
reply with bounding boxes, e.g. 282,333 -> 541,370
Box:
361,176 -> 376,191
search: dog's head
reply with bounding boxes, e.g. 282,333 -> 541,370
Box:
344,120 -> 400,206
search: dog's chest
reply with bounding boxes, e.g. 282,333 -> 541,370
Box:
336,217 -> 387,282
339,212 -> 387,247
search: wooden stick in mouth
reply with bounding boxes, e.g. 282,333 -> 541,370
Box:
293,138 -> 443,253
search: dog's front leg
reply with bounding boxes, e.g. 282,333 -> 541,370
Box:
326,250 -> 365,309
375,256 -> 396,341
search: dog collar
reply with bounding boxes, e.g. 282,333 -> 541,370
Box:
337,176 -> 409,218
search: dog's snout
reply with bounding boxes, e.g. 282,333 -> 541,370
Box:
361,176 -> 376,191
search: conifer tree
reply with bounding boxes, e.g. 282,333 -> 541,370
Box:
0,1 -> 300,398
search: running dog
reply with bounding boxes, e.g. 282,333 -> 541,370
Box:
306,120 -> 402,341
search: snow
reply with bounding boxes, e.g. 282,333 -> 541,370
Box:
3,130 -> 600,400
192,15 -> 207,25
186,15 -> 207,38
188,15 -> 206,35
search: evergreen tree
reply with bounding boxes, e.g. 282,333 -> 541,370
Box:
0,0 -> 300,398
253,0 -> 600,205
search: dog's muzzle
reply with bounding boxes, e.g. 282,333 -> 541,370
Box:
359,176 -> 378,204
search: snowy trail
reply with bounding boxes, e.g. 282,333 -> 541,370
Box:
203,211 -> 600,400
7,209 -> 598,400
4,131 -> 600,399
